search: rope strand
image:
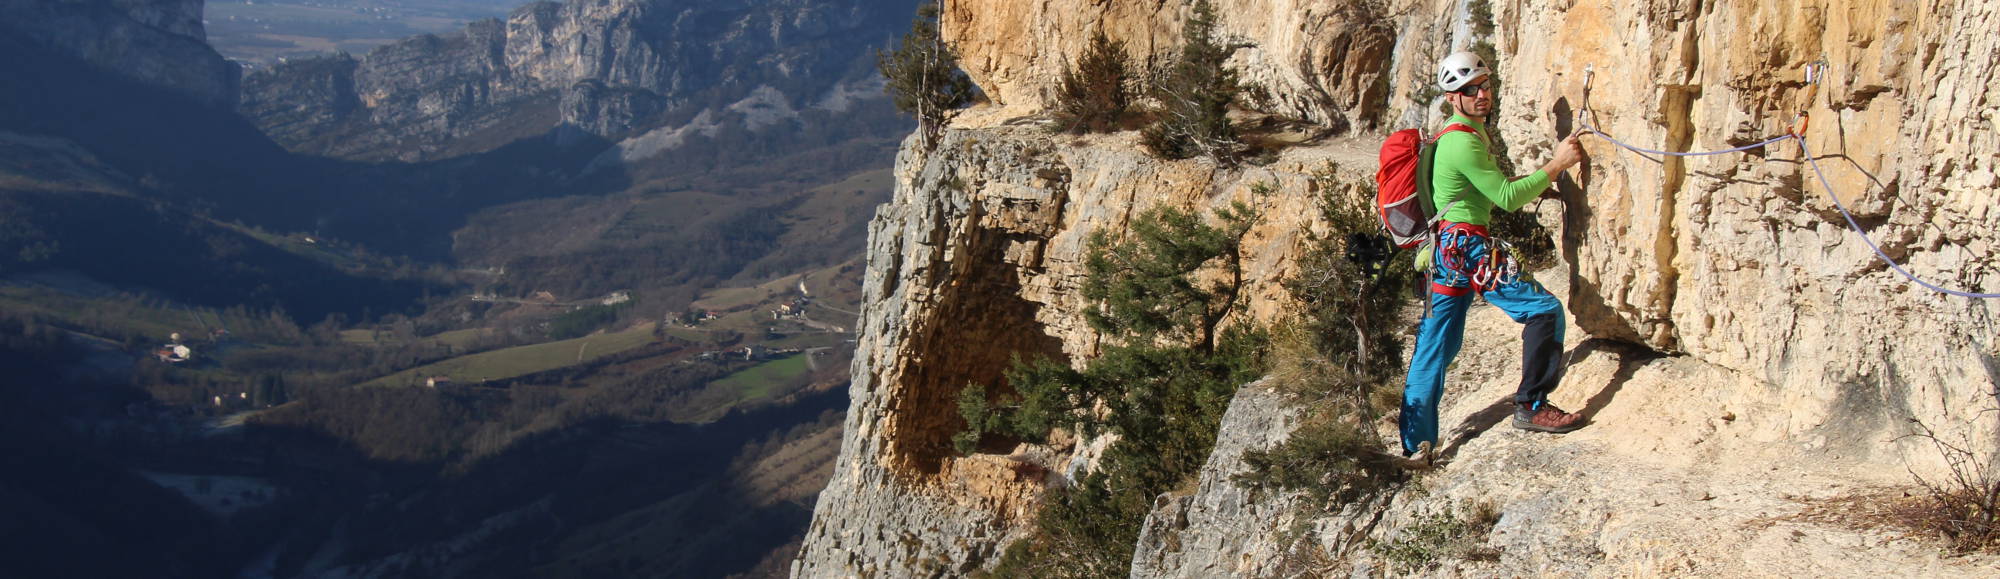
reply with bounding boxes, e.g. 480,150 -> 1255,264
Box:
1578,113 -> 1793,157
1574,59 -> 1995,298
1794,139 -> 2000,298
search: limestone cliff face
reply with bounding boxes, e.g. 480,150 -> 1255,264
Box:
239,0 -> 917,161
0,0 -> 240,109
794,125 -> 1375,578
800,0 -> 2000,576
939,0 -> 1402,131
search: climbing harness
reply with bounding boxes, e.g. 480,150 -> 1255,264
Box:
1432,223 -> 1522,297
1570,64 -> 2000,299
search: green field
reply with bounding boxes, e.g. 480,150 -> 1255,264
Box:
707,354 -> 810,402
0,283 -> 209,343
690,284 -> 781,312
338,327 -> 487,348
361,323 -> 658,387
760,332 -> 846,350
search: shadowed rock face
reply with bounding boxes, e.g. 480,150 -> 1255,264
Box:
797,0 -> 2000,576
0,0 -> 240,109
239,0 -> 921,162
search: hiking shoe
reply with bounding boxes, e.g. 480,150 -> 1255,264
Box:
1512,402 -> 1584,433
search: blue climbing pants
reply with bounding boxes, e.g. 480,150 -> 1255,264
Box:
1401,224 -> 1565,456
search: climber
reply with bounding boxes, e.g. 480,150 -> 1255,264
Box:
1401,51 -> 1589,463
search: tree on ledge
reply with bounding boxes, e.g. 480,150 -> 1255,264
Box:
1141,0 -> 1245,163
1054,30 -> 1133,134
957,198 -> 1271,577
879,2 -> 976,152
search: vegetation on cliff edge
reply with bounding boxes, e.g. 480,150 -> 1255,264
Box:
960,195 -> 1270,577
1141,0 -> 1247,163
1231,163 -> 1418,508
1053,31 -> 1134,134
879,1 -> 976,151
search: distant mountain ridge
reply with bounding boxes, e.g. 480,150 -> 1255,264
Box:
242,0 -> 920,162
0,0 -> 439,322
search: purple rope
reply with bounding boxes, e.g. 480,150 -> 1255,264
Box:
1579,120 -> 1794,157
1795,139 -> 2000,299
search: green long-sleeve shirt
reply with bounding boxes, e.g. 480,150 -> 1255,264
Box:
1432,114 -> 1551,225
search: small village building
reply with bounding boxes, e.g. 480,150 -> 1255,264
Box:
156,344 -> 193,363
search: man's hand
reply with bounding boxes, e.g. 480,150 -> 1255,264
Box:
1553,133 -> 1586,171
1542,132 -> 1587,177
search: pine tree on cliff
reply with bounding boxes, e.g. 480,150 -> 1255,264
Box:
879,2 -> 976,151
1142,0 -> 1244,162
957,199 -> 1270,576
1055,30 -> 1133,133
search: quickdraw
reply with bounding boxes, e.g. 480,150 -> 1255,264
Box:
1789,58 -> 1830,138
1436,226 -> 1521,295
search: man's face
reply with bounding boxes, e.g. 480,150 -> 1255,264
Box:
1448,75 -> 1493,117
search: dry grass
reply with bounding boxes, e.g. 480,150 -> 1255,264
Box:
1768,479 -> 2000,553
1901,418 -> 2000,552
1778,487 -> 1929,532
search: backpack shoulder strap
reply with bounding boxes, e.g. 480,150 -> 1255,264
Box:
1427,123 -> 1478,144
1419,123 -> 1478,225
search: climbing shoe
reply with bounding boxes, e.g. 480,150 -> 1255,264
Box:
1512,402 -> 1584,433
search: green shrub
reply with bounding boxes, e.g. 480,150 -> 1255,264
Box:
1235,164 -> 1417,505
1280,164 -> 1417,395
1368,501 -> 1502,572
963,200 -> 1269,576
1468,0 -> 1496,37
1054,31 -> 1133,134
1234,410 -> 1399,511
953,356 -> 1081,455
879,2 -> 976,150
1141,0 -> 1244,162
1083,197 -> 1260,354
1488,204 -> 1557,272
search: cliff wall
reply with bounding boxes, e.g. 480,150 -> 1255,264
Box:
800,0 -> 2000,576
795,125 -> 1376,578
239,0 -> 917,161
0,0 -> 240,109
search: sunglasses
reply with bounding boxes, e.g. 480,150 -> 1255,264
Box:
1453,82 -> 1492,97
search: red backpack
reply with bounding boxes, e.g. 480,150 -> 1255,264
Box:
1375,124 -> 1473,248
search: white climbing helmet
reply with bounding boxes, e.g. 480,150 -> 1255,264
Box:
1436,51 -> 1490,92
